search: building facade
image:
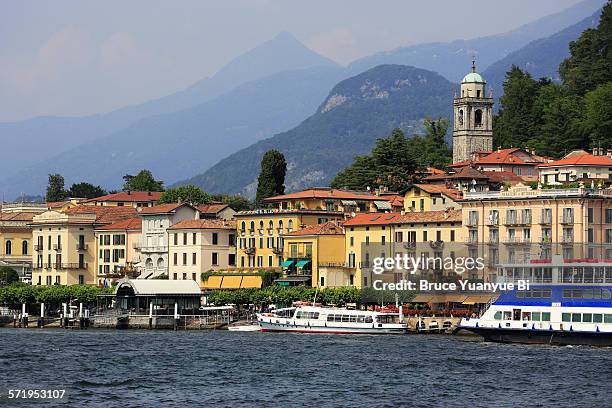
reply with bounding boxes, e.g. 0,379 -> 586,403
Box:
138,203 -> 199,279
95,217 -> 142,285
168,219 -> 236,284
539,150 -> 612,185
234,209 -> 344,270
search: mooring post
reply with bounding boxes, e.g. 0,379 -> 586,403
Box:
63,303 -> 68,329
21,303 -> 27,328
39,303 -> 45,328
174,302 -> 179,331
79,303 -> 84,329
149,302 -> 153,329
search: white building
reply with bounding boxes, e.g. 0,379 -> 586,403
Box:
137,203 -> 199,279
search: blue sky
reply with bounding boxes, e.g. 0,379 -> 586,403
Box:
0,0 -> 584,121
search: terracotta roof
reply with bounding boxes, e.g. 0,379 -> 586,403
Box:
284,222 -> 344,236
236,208 -> 343,216
344,209 -> 461,226
387,195 -> 405,207
0,212 -> 37,222
423,166 -> 489,181
264,188 -> 378,202
47,201 -> 71,208
81,191 -> 162,203
168,219 -> 236,230
65,205 -> 137,225
474,148 -> 528,165
483,171 -> 525,183
96,217 -> 142,231
538,151 -> 612,168
426,167 -> 447,175
413,184 -> 463,200
0,226 -> 31,233
196,203 -> 229,214
138,203 -> 194,215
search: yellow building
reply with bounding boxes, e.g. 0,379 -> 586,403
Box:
31,206 -> 136,286
95,217 -> 142,285
342,209 -> 463,288
80,191 -> 162,208
403,184 -> 462,212
263,187 -> 396,213
281,222 -> 346,288
460,184 -> 612,271
0,212 -> 39,281
234,209 -> 344,270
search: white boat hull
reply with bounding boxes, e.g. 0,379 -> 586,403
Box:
258,318 -> 406,335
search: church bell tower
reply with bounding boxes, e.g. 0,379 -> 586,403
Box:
452,60 -> 493,163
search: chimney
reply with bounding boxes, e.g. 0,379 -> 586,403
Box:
148,191 -> 151,196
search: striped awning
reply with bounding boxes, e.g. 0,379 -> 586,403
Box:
341,200 -> 357,206
221,275 -> 243,289
281,260 -> 294,268
202,275 -> 223,289
295,260 -> 311,268
241,276 -> 262,288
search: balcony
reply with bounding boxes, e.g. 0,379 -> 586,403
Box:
487,237 -> 499,245
244,247 -> 256,255
486,218 -> 499,227
503,237 -> 531,245
465,237 -> 478,245
561,216 -> 574,225
34,244 -> 43,251
466,219 -> 479,227
52,244 -> 62,252
272,247 -> 283,255
504,216 -> 531,226
140,246 -> 167,253
76,243 -> 88,251
53,263 -> 88,270
562,236 -> 574,244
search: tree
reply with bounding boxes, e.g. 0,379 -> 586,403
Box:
67,182 -> 107,199
414,118 -> 452,169
158,185 -> 211,205
122,170 -> 164,192
493,66 -> 541,149
45,174 -> 68,202
0,266 -> 19,286
559,2 -> 612,95
331,128 -> 418,191
581,83 -> 612,148
210,194 -> 254,211
256,150 -> 287,206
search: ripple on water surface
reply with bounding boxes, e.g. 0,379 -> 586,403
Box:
0,329 -> 610,408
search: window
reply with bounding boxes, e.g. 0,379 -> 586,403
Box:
174,233 -> 178,245
587,208 -> 594,223
183,233 -> 187,245
22,240 -> 28,255
173,253 -> 178,265
268,256 -> 273,267
229,234 -> 235,246
182,253 -> 187,265
381,236 -> 386,245
193,233 -> 197,245
395,232 -> 403,243
423,231 -> 427,241
450,230 -> 455,242
541,312 -> 550,322
192,253 -> 196,265
606,209 -> 612,224
78,275 -> 84,285
229,254 -> 236,266
212,233 -> 218,245
212,252 -> 218,265
562,313 -> 571,322
192,273 -> 196,281
5,240 -> 11,255
474,109 -> 482,126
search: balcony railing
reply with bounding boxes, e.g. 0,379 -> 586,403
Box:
244,247 -> 256,255
140,246 -> 167,253
272,247 -> 283,255
50,263 -> 88,270
561,215 -> 574,224
465,237 -> 478,245
486,218 -> 499,226
34,244 -> 43,251
466,218 -> 478,227
52,244 -> 62,251
503,237 -> 531,245
562,236 -> 574,244
76,243 -> 88,251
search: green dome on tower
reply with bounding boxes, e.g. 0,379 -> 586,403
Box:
461,58 -> 485,83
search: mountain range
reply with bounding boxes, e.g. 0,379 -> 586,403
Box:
175,65 -> 455,196
0,0 -> 605,199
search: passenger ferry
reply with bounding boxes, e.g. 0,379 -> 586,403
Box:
257,306 -> 407,334
459,259 -> 612,346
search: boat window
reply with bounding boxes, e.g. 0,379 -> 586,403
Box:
603,289 -> 611,299
313,312 -> 319,319
503,311 -> 512,320
582,314 -> 592,323
327,315 -> 334,322
562,289 -> 572,298
562,313 -> 571,322
593,314 -> 603,323
521,312 -> 531,321
494,311 -> 502,320
571,313 -> 582,323
582,289 -> 593,299
531,312 -> 541,321
334,315 -> 342,322
349,315 -> 357,323
541,312 -> 551,322
542,289 -> 552,298
296,311 -> 303,318
604,314 -> 612,324
516,291 -> 525,298
357,316 -> 365,323
342,315 -> 350,322
365,316 -> 373,323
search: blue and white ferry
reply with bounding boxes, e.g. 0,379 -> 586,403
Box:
459,258 -> 612,346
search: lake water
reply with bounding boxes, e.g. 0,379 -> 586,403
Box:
0,329 -> 610,407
